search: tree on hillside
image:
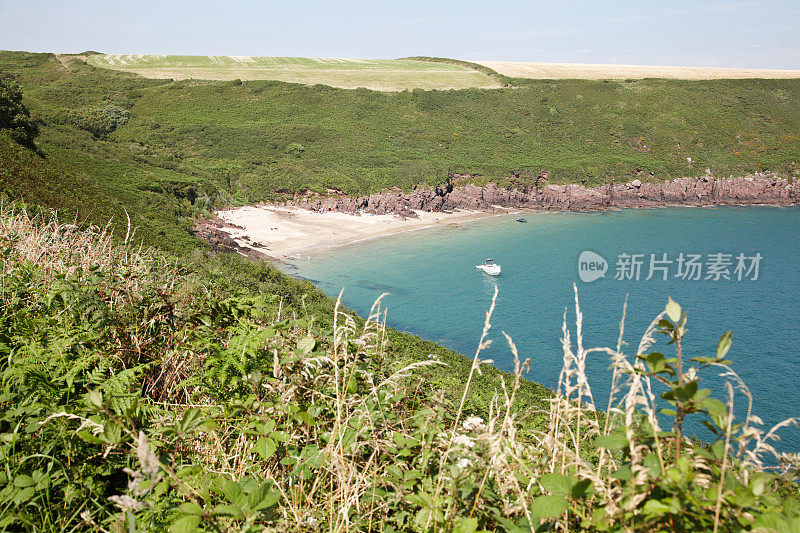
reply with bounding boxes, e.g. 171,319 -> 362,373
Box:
0,75 -> 39,149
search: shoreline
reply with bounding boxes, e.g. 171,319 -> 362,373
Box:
196,200 -> 797,263
207,205 -> 504,261
289,210 -> 513,258
192,173 -> 799,262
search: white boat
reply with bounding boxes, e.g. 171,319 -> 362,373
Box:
476,258 -> 501,276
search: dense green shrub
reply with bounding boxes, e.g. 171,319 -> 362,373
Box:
0,76 -> 39,148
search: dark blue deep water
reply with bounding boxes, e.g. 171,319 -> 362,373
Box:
286,207 -> 800,451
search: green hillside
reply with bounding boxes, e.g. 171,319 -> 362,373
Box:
2,50 -> 799,239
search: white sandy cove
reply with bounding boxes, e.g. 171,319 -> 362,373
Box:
216,205 -> 497,260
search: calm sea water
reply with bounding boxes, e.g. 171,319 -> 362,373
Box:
285,207 -> 800,452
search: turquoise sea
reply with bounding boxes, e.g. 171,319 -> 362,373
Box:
285,207 -> 800,452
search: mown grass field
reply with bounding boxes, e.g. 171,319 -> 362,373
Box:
86,55 -> 502,90
477,61 -> 800,80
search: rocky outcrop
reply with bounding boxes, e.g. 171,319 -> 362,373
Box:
190,216 -> 275,260
284,174 -> 799,215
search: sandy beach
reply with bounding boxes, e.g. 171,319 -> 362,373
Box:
215,205 -> 498,260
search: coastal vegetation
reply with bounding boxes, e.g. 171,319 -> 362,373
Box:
0,75 -> 39,149
1,208 -> 798,531
1,49 -> 800,530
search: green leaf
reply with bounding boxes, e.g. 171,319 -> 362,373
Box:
643,499 -> 671,517
341,428 -> 357,450
413,507 -> 442,531
179,408 -> 204,434
540,473 -> 573,498
666,297 -> 682,323
102,421 -> 123,444
407,492 -> 432,508
170,515 -> 201,533
717,331 -> 732,359
611,466 -> 632,481
701,397 -> 729,429
453,517 -> 478,533
270,430 -> 290,443
296,335 -> 316,355
674,380 -> 698,402
222,480 -> 245,506
751,475 -> 767,496
641,352 -> 667,374
293,411 -> 315,426
595,433 -> 627,451
248,484 -> 280,511
12,487 -> 35,504
253,436 -> 277,461
13,475 -> 35,488
530,494 -> 568,519
571,478 -> 592,499
86,390 -> 103,409
178,502 -> 204,516
711,440 -> 726,460
589,507 -> 610,529
643,454 -> 662,475
658,318 -> 675,331
259,419 -> 276,434
692,388 -> 712,402
212,504 -> 245,520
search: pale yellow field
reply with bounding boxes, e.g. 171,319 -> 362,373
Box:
86,55 -> 502,90
99,67 -> 498,91
477,61 -> 800,80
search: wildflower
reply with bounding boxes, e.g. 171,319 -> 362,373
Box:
462,416 -> 486,432
136,431 -> 161,477
108,494 -> 148,510
452,434 -> 474,448
456,457 -> 471,469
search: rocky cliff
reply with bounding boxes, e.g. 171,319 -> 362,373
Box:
283,174 -> 799,217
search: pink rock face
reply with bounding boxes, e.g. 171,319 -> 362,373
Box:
283,174 -> 798,216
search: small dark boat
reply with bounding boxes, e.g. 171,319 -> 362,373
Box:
516,217 -> 527,223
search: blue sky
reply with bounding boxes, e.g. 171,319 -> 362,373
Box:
1,0 -> 799,68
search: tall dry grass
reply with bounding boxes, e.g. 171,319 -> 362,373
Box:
0,203 -> 188,304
